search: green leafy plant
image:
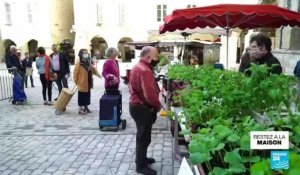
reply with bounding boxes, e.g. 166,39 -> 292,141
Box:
250,152 -> 300,175
158,54 -> 169,66
167,64 -> 300,174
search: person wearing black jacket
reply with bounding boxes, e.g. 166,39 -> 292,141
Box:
22,52 -> 35,88
243,33 -> 282,75
6,45 -> 22,73
6,46 -> 26,89
17,52 -> 26,89
50,44 -> 70,100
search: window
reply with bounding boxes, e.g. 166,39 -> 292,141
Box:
96,3 -> 103,25
187,4 -> 196,8
119,4 -> 125,26
157,4 -> 167,22
5,3 -> 11,25
286,0 -> 291,9
27,3 -> 33,23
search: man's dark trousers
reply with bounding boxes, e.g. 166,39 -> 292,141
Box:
54,71 -> 68,94
129,103 -> 156,168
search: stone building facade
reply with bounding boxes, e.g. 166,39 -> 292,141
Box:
0,0 -> 74,62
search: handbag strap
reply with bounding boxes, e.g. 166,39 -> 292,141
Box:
72,85 -> 78,93
44,55 -> 50,80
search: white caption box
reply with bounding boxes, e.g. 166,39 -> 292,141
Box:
250,131 -> 289,150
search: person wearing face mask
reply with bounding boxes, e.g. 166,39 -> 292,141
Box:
6,45 -> 22,75
73,49 -> 101,115
243,33 -> 282,75
102,47 -> 120,94
128,46 -> 161,175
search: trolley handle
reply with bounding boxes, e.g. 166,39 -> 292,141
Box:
72,85 -> 78,93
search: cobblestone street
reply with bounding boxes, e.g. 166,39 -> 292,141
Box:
0,63 -> 181,175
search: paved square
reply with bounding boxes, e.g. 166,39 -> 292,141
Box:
0,62 -> 181,175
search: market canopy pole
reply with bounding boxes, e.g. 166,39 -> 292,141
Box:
180,32 -> 191,64
226,29 -> 229,69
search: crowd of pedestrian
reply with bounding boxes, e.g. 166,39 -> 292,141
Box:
4,44 -> 121,111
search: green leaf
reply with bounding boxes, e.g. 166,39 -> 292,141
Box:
190,152 -> 211,165
252,123 -> 266,131
211,167 -> 228,175
291,134 -> 300,144
188,142 -> 208,153
268,89 -> 280,101
287,168 -> 300,175
293,126 -> 300,135
207,118 -> 221,126
227,134 -> 240,142
212,143 -> 225,151
242,156 -> 261,163
214,125 -> 233,139
199,128 -> 211,134
241,135 -> 250,151
224,148 -> 242,165
250,159 -> 272,175
228,163 -> 246,173
242,116 -> 251,126
209,137 -> 219,148
289,152 -> 300,169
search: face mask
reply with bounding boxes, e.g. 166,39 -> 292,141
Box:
82,53 -> 89,59
150,60 -> 160,67
250,50 -> 265,59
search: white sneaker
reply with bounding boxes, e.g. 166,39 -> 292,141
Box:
47,101 -> 53,106
43,101 -> 48,105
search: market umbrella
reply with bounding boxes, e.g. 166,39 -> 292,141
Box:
159,4 -> 300,69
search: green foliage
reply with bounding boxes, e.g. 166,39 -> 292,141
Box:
158,54 -> 169,66
250,159 -> 271,175
250,152 -> 300,175
167,63 -> 300,174
190,151 -> 212,165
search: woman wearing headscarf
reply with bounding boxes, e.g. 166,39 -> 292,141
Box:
73,49 -> 101,115
102,47 -> 120,94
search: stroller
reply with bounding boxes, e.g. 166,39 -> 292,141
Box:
11,71 -> 27,105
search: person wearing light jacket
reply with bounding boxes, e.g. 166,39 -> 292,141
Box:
73,49 -> 100,115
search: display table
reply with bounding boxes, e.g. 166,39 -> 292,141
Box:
172,107 -> 206,174
171,107 -> 190,158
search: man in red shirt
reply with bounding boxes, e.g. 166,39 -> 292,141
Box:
129,46 -> 161,175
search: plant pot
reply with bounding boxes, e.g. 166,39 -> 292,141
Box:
170,119 -> 175,137
196,164 -> 206,175
191,124 -> 198,133
170,119 -> 182,137
177,136 -> 189,146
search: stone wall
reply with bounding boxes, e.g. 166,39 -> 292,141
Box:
50,0 -> 75,44
272,49 -> 300,75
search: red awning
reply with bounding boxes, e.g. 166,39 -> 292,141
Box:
160,4 -> 300,34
